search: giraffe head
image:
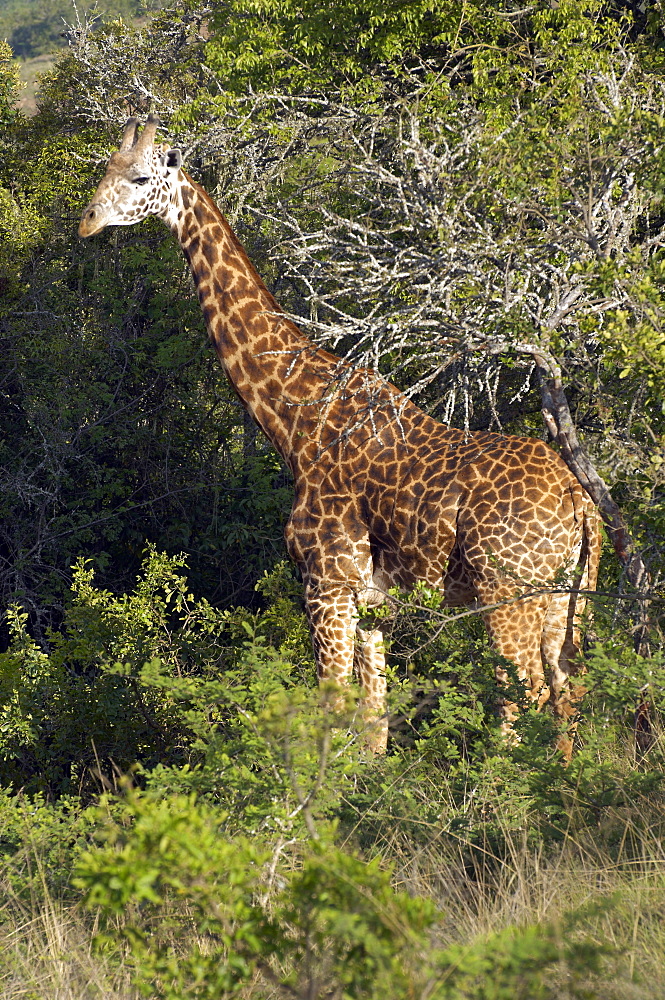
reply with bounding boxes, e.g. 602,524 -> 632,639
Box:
79,114 -> 183,237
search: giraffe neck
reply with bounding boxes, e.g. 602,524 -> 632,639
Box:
169,173 -> 343,464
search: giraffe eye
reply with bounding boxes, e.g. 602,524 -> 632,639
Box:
133,176 -> 150,185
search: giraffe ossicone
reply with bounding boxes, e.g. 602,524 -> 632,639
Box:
80,116 -> 601,757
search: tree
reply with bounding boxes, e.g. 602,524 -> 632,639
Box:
0,11 -> 292,634
203,1 -> 665,617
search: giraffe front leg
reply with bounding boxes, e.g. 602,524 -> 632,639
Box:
354,625 -> 388,754
305,584 -> 388,753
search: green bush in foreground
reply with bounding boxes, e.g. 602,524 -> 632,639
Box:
1,550 -> 664,998
74,789 -> 614,1000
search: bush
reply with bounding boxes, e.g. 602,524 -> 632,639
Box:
74,787 -> 616,1000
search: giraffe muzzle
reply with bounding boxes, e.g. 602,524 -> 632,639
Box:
79,203 -> 110,238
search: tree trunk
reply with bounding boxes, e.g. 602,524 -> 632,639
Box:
533,352 -> 650,654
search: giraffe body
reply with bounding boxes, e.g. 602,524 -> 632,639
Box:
80,117 -> 601,753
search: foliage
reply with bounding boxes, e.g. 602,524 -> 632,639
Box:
1,550 -> 664,995
75,789 -> 441,999
0,786 -> 99,901
76,793 -> 275,998
1,2 -> 665,998
0,113 -> 292,628
74,787 -> 616,1000
0,551 -> 314,798
204,0 -> 663,103
0,38 -> 20,123
584,641 -> 665,731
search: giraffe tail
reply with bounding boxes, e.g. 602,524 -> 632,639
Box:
573,491 -> 601,642
551,489 -> 601,755
580,494 -> 602,597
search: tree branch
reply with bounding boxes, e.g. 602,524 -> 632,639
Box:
533,350 -> 650,651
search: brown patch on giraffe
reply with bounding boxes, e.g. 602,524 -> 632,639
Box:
202,303 -> 216,325
184,234 -> 201,260
202,239 -> 219,265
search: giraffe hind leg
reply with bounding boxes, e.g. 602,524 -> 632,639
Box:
541,524 -> 591,758
541,589 -> 587,759
482,594 -> 551,738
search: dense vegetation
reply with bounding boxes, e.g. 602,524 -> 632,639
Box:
1,2 -> 665,997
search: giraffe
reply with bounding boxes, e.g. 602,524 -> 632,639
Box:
79,116 -> 601,756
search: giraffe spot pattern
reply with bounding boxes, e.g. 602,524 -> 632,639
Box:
79,120 -> 603,758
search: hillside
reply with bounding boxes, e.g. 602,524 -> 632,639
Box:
0,0 -> 168,111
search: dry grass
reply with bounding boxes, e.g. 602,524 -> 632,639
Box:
0,900 -> 135,1000
3,816 -> 664,1000
383,806 -> 665,999
3,735 -> 665,999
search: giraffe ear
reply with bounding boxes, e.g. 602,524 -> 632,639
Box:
163,148 -> 182,170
